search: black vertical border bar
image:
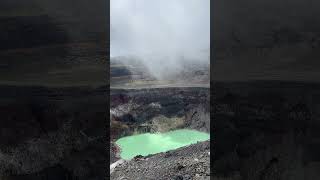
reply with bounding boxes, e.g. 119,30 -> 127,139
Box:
106,0 -> 111,178
210,0 -> 214,178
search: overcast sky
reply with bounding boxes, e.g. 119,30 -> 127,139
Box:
110,0 -> 210,79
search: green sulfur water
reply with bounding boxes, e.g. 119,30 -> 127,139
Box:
115,129 -> 210,160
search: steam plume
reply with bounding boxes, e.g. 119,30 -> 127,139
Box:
111,0 -> 210,80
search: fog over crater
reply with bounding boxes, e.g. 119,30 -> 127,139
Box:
111,0 -> 210,80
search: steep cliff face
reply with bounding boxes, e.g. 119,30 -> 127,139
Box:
111,87 -> 210,135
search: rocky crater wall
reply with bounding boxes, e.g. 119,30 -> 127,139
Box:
110,87 -> 210,163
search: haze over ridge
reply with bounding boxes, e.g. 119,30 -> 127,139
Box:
111,0 -> 210,80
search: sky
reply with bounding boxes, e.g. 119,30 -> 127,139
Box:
110,0 -> 210,79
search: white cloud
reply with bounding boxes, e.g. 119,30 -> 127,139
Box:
111,0 -> 210,79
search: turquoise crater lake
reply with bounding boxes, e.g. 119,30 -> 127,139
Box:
115,129 -> 210,160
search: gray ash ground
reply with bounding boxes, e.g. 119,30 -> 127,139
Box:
111,141 -> 210,180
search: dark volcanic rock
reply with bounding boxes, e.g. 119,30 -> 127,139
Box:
111,141 -> 210,180
111,87 -> 209,122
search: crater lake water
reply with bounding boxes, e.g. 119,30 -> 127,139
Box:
115,129 -> 210,160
